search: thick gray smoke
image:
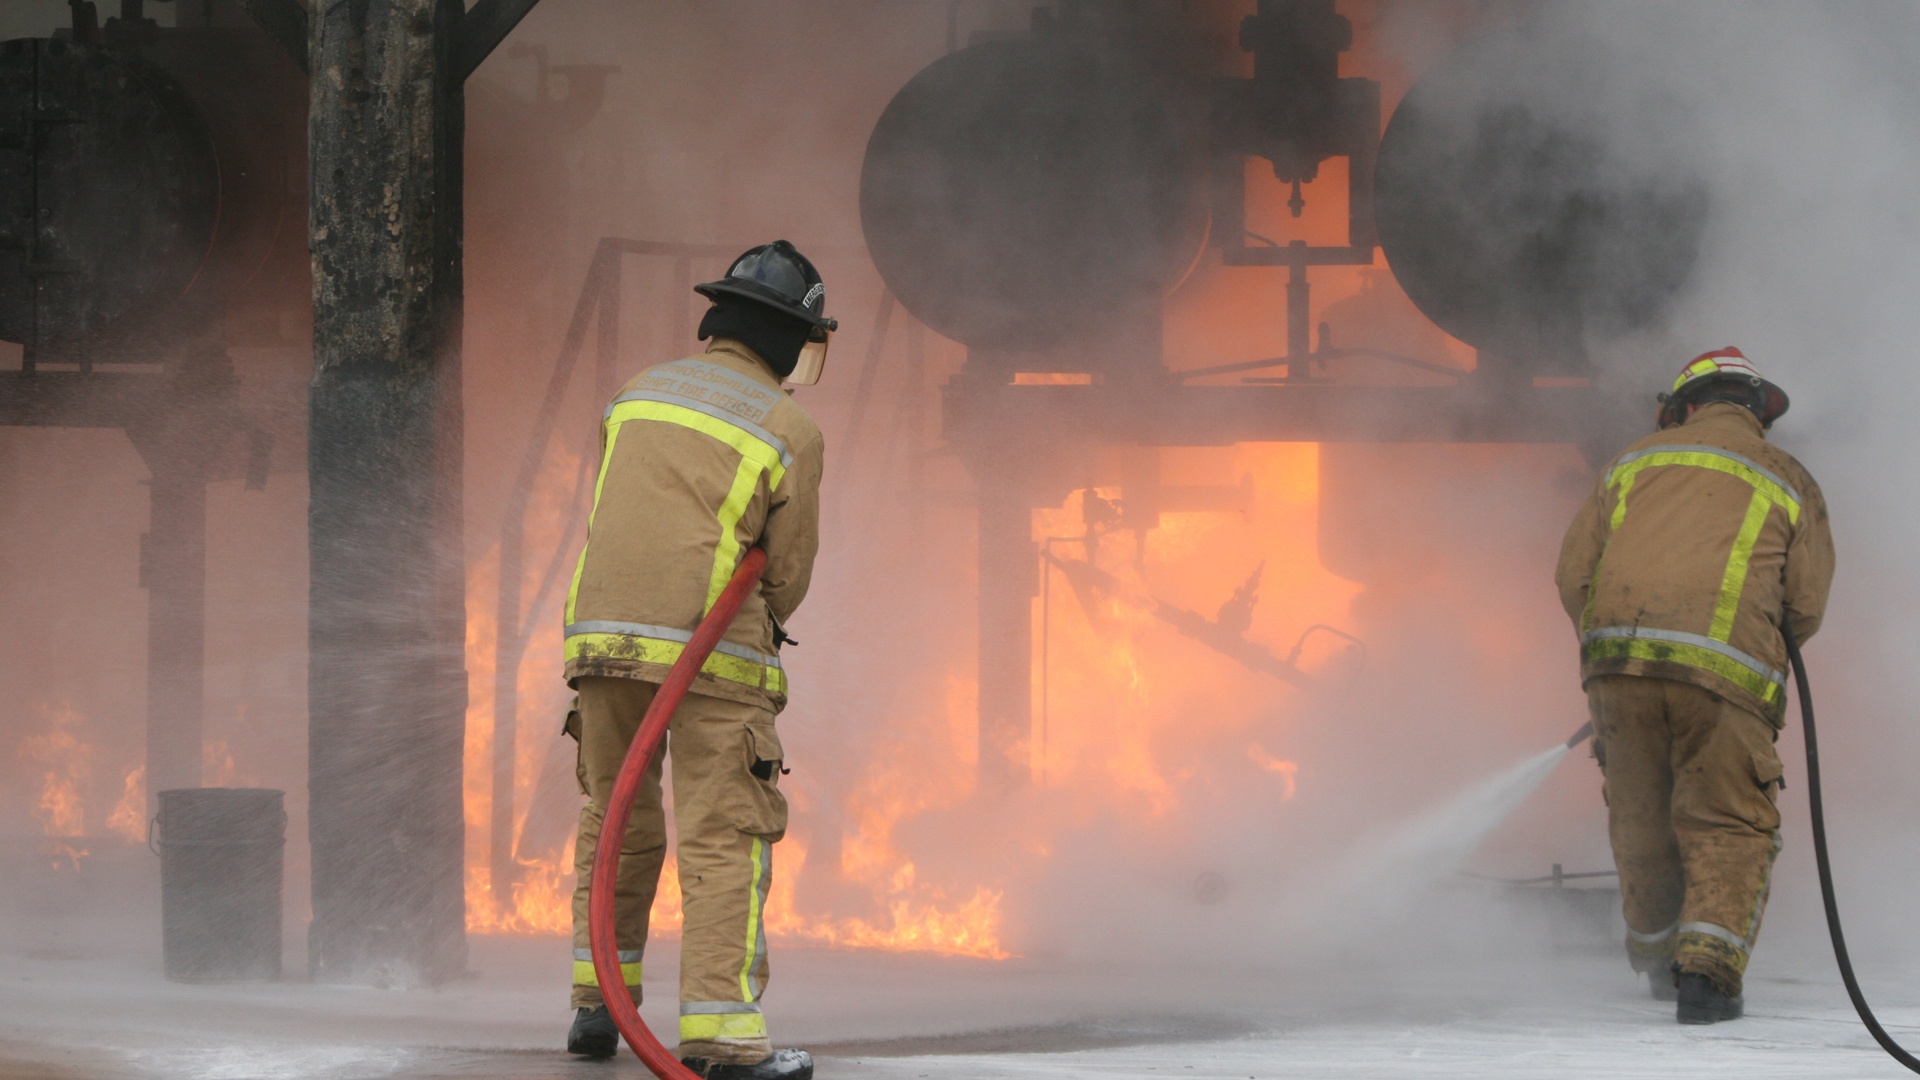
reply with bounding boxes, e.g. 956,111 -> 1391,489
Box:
1501,1 -> 1920,973
6,2 -> 1920,1072
1294,1 -> 1920,989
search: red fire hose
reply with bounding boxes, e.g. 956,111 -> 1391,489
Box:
589,547 -> 769,1077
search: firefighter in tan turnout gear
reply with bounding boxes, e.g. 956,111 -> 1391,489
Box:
563,241 -> 832,1078
1557,347 -> 1834,1025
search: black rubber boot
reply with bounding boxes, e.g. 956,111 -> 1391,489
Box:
568,1005 -> 620,1059
1676,972 -> 1743,1024
1647,971 -> 1679,1002
681,1048 -> 814,1080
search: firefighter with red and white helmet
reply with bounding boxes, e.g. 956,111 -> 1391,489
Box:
1557,347 -> 1835,1023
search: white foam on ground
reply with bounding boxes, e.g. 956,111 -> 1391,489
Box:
128,1044 -> 415,1080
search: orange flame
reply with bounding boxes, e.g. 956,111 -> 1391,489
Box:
767,839 -> 1006,958
16,702 -> 95,870
203,739 -> 239,788
462,150 -> 1381,960
461,423 -> 1010,953
1247,743 -> 1300,801
105,766 -> 147,842
18,701 -> 90,839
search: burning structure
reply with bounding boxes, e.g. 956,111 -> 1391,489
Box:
0,0 -> 1721,1005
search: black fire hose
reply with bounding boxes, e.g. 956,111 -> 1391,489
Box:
1785,625 -> 1920,1073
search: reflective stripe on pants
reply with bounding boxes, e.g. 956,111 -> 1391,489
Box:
1587,674 -> 1784,995
569,676 -> 790,1052
680,1001 -> 769,1042
574,947 -> 643,988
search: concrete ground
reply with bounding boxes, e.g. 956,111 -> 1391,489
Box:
3,843 -> 1917,1079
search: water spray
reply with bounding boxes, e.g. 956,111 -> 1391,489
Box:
588,548 -> 769,1080
584,555 -> 1916,1078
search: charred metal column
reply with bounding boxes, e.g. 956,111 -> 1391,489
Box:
305,0 -> 468,986
301,0 -> 543,987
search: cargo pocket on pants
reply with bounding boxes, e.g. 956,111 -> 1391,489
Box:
1750,749 -> 1784,799
565,702 -> 589,797
732,723 -> 790,841
1748,747 -> 1784,831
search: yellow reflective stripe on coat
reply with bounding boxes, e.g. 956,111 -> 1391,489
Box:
680,1002 -> 767,1041
564,417 -> 630,626
708,455 -> 769,611
1710,490 -> 1775,641
1606,446 -> 1802,531
601,398 -> 785,615
564,621 -> 787,694
1582,628 -> 1785,705
1590,444 -> 1804,693
565,377 -> 795,670
606,398 -> 790,487
572,948 -> 643,987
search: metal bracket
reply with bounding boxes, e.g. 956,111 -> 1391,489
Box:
239,0 -> 310,75
242,0 -> 542,82
456,0 -> 544,83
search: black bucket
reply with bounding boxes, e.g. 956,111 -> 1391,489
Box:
156,788 -> 284,983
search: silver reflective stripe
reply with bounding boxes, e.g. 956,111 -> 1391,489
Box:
564,620 -> 784,671
1626,921 -> 1678,945
610,388 -> 794,468
575,947 -> 643,963
680,1001 -> 764,1015
1679,921 -> 1751,954
1581,626 -> 1785,687
666,360 -> 787,416
1608,444 -> 1801,505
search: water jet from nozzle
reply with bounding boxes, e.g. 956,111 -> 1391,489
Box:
1283,720 -> 1596,940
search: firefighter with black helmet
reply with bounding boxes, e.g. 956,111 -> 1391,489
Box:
563,240 -> 833,1078
1557,347 -> 1834,1024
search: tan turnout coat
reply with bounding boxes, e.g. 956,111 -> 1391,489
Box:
563,339 -> 824,710
1556,402 -> 1834,726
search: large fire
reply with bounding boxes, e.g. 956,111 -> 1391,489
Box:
461,435 -> 1353,961
460,215 -> 1391,960
460,426 -> 1018,953
457,3 -> 1458,961
462,507 -> 1011,956
13,701 -> 160,863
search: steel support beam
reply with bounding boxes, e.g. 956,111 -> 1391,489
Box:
975,481 -> 1038,794
944,379 -> 1631,453
117,345 -> 247,810
306,0 -> 469,987
0,371 -> 163,428
141,466 -> 207,799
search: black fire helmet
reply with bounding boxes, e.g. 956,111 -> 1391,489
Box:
694,240 -> 839,332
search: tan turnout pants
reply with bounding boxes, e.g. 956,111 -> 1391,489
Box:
568,675 -> 789,1063
1586,674 -> 1785,995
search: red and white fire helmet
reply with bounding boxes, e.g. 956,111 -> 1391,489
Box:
1668,346 -> 1789,425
